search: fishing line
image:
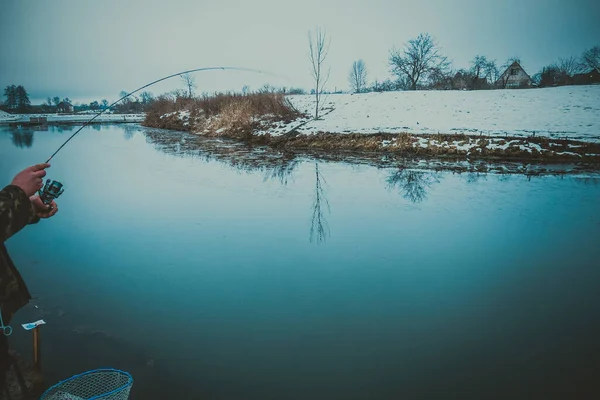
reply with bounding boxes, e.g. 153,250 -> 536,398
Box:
45,66 -> 288,163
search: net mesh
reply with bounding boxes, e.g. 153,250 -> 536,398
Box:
40,369 -> 133,400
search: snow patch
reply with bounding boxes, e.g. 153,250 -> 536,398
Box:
283,85 -> 600,142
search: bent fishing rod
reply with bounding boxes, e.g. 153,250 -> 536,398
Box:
38,66 -> 285,205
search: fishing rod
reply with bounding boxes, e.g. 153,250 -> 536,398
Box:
38,66 -> 285,205
45,66 -> 285,163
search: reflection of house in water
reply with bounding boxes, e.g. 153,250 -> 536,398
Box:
496,61 -> 532,89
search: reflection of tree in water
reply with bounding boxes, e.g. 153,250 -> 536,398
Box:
143,128 -> 302,184
262,154 -> 300,186
574,177 -> 600,186
466,172 -> 488,183
386,169 -> 440,203
496,173 -> 511,182
310,163 -> 330,244
10,130 -> 34,148
122,124 -> 139,140
144,129 -> 332,243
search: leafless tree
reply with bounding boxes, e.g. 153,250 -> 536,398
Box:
581,45 -> 600,72
180,73 -> 197,98
308,27 -> 330,119
310,163 -> 330,244
348,59 -> 368,93
485,61 -> 500,84
469,56 -> 490,86
470,55 -> 488,80
501,56 -> 521,69
469,56 -> 499,89
557,56 -> 583,76
389,33 -> 450,90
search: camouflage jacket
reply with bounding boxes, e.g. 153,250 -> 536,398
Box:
0,185 -> 39,325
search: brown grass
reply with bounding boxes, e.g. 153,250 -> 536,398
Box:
143,95 -> 600,164
143,92 -> 301,138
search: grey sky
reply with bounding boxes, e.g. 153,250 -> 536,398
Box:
1,0 -> 599,104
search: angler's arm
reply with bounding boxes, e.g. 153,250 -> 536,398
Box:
0,185 -> 40,243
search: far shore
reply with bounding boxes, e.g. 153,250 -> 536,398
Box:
0,112 -> 145,126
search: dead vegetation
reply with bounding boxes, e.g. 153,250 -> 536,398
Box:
142,92 -> 600,164
265,132 -> 600,163
143,92 -> 302,139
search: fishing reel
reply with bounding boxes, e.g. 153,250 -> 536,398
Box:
38,179 -> 64,206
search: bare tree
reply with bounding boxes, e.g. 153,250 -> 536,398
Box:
348,59 -> 368,93
469,56 -> 499,89
557,56 -> 582,76
501,56 -> 521,69
485,61 -> 500,84
180,73 -> 197,98
581,45 -> 600,72
470,55 -> 488,80
310,163 -> 330,244
308,27 -> 330,119
389,33 -> 450,90
140,91 -> 154,105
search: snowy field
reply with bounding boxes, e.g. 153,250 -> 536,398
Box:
0,111 -> 145,124
0,110 -> 19,122
285,85 -> 600,142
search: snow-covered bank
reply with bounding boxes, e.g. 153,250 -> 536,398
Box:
0,110 -> 19,122
0,112 -> 145,124
286,85 -> 600,142
143,86 -> 600,164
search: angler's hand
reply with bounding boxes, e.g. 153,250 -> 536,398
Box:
30,195 -> 58,219
11,163 -> 51,197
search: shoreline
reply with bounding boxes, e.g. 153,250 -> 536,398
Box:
142,127 -> 600,177
0,113 -> 145,127
141,118 -> 600,167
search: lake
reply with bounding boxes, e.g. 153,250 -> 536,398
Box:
1,124 -> 599,400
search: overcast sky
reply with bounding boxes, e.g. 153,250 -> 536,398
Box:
1,0 -> 599,104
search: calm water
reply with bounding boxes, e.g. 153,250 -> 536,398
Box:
1,124 -> 600,400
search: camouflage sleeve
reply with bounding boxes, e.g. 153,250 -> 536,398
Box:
0,185 -> 40,243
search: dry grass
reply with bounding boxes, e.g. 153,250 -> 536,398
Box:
266,132 -> 600,163
143,92 -> 301,139
143,95 -> 600,164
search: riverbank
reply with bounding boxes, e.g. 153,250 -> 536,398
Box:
0,111 -> 145,126
141,87 -> 600,165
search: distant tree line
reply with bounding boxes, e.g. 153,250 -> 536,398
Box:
533,46 -> 600,87
2,85 -> 31,112
3,35 -> 597,118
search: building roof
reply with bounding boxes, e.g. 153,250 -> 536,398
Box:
496,61 -> 532,83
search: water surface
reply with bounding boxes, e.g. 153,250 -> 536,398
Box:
1,125 -> 599,399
